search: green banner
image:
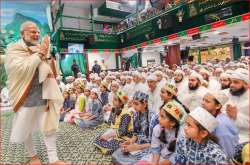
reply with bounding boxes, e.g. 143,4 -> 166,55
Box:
188,0 -> 233,18
94,33 -> 119,42
59,30 -> 88,42
127,21 -> 153,38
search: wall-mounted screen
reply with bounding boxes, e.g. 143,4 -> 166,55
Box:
68,43 -> 84,53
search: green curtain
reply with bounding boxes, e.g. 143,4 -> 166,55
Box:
130,53 -> 138,68
59,53 -> 87,77
233,43 -> 242,60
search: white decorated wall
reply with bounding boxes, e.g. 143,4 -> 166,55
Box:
87,53 -> 117,71
141,51 -> 161,67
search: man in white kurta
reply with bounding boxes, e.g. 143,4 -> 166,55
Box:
145,74 -> 163,114
223,68 -> 249,143
179,72 -> 209,112
5,22 -> 64,164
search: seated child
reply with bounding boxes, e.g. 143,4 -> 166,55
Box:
60,90 -> 75,121
72,88 -> 104,129
94,90 -> 132,154
112,91 -> 151,164
64,83 -> 85,122
137,101 -> 184,164
175,107 -> 228,164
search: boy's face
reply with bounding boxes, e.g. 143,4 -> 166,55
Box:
112,95 -> 121,108
100,85 -> 106,92
183,116 -> 199,139
132,100 -> 146,112
63,92 -> 69,98
90,92 -> 97,99
84,89 -> 90,96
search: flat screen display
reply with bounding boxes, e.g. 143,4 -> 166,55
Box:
68,43 -> 84,53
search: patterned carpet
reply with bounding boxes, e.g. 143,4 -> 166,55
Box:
0,111 -> 112,164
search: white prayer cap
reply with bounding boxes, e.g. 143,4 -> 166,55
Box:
146,74 -> 158,81
230,68 -> 249,83
174,69 -> 185,76
132,71 -> 141,77
200,68 -> 210,76
215,68 -> 224,73
126,76 -> 133,79
100,72 -> 105,76
120,75 -> 126,80
189,107 -> 218,133
206,90 -> 229,106
220,72 -> 230,79
111,81 -> 119,86
110,75 -> 116,80
84,85 -> 91,90
95,76 -> 102,81
225,70 -> 234,75
91,88 -> 98,94
237,63 -> 247,69
89,74 -> 95,80
207,63 -> 213,67
154,70 -> 164,76
189,71 -> 203,82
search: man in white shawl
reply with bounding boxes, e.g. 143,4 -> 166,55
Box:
5,22 -> 65,164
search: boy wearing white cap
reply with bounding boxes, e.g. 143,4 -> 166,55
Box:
175,107 -> 228,164
223,68 -> 249,143
202,91 -> 239,158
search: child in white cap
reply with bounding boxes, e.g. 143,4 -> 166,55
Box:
175,107 -> 228,164
202,91 -> 239,158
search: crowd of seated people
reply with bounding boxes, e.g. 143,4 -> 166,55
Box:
56,55 -> 249,164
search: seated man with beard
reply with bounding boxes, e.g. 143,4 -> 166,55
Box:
223,68 -> 249,143
219,72 -> 231,90
178,71 -> 209,112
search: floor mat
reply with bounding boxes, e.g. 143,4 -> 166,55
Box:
0,111 -> 112,164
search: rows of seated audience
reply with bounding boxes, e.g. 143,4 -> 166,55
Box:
58,56 -> 249,164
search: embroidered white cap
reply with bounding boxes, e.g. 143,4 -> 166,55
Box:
189,107 -> 218,133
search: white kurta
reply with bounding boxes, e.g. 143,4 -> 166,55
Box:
122,83 -> 134,99
146,85 -> 163,114
223,89 -> 249,143
179,86 -> 209,112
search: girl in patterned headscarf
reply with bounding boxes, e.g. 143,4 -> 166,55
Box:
94,90 -> 132,155
137,102 -> 184,164
112,91 -> 151,164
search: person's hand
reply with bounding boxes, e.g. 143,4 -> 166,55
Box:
39,35 -> 50,57
100,134 -> 112,141
122,144 -> 138,152
226,104 -> 237,120
120,140 -> 131,147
